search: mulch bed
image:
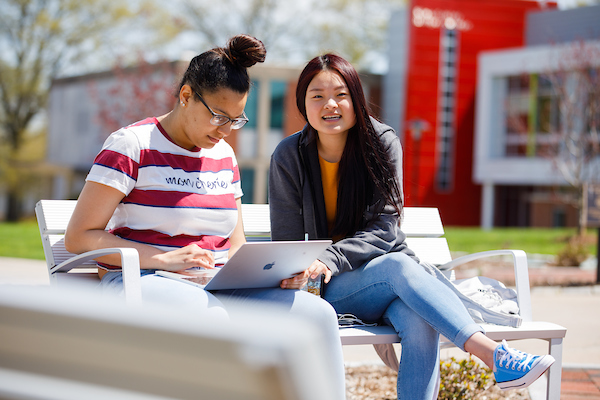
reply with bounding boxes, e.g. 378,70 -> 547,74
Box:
345,364 -> 531,400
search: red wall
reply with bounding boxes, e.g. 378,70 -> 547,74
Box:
402,0 -> 556,225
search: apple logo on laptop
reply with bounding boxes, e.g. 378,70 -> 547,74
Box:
263,262 -> 275,270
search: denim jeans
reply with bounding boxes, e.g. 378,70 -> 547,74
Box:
324,252 -> 483,400
101,270 -> 346,399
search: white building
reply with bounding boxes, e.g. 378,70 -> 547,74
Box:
46,61 -> 304,204
46,60 -> 381,206
474,5 -> 600,228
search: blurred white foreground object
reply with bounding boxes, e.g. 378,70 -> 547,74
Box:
0,285 -> 341,400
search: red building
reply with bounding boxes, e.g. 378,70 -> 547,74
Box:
396,0 -> 556,225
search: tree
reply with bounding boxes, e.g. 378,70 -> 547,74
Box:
0,0 -> 164,221
542,41 -> 600,235
506,41 -> 600,235
306,0 -> 402,71
159,0 -> 405,72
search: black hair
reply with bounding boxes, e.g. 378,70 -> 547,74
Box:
296,54 -> 403,238
178,34 -> 266,96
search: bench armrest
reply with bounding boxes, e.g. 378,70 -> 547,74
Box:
438,249 -> 532,322
51,248 -> 142,306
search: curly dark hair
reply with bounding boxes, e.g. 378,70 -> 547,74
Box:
177,34 -> 266,96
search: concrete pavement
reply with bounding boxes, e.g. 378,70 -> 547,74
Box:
0,257 -> 50,285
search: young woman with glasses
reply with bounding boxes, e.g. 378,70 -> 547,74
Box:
65,36 -> 345,397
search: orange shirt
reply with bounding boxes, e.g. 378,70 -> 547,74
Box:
319,155 -> 340,236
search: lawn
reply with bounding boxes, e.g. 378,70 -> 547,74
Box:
0,221 -> 597,260
444,226 -> 598,256
0,220 -> 45,260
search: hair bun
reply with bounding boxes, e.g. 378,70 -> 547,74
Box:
226,34 -> 267,68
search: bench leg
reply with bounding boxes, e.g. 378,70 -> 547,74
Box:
546,338 -> 563,400
373,343 -> 399,371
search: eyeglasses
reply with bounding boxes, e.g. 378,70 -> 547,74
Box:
194,93 -> 249,130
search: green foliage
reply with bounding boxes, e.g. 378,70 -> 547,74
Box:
0,221 -> 44,260
0,0 -> 139,220
438,357 -> 493,400
161,0 -> 405,72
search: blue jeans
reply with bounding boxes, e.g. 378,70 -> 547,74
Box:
324,252 -> 483,400
101,270 -> 346,398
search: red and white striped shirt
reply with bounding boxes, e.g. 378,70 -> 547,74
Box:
86,117 -> 243,270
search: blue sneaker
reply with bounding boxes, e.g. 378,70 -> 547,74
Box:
493,340 -> 555,390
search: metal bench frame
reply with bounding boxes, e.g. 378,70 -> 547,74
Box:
36,200 -> 566,399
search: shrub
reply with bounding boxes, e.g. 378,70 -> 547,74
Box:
555,234 -> 590,266
438,356 -> 493,400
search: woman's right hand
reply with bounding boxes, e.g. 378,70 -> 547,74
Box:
155,244 -> 215,272
308,259 -> 332,283
280,259 -> 332,290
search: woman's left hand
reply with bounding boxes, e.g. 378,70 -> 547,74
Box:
280,259 -> 332,290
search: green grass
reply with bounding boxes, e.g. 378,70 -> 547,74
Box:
444,226 -> 597,256
0,221 -> 45,260
0,221 -> 597,260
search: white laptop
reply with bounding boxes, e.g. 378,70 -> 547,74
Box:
156,240 -> 332,291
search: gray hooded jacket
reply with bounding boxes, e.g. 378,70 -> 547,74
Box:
268,117 -> 419,276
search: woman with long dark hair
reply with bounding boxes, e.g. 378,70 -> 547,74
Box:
269,53 -> 554,399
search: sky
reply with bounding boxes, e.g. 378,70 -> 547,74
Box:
53,0 -> 600,78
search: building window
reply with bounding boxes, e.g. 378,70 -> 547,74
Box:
537,75 -> 560,134
505,74 -> 530,156
505,73 -> 561,157
552,207 -> 566,227
270,81 -> 286,129
238,80 -> 260,159
268,81 -> 286,157
238,79 -> 288,204
240,168 -> 255,204
435,28 -> 459,192
245,80 -> 259,129
503,67 -> 600,158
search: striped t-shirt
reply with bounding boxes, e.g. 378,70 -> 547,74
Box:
86,117 -> 243,270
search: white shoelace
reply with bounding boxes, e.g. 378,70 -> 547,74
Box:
497,340 -> 534,371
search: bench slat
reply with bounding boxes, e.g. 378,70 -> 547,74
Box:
48,235 -> 96,267
401,207 -> 444,237
404,237 -> 453,266
339,321 -> 566,346
37,200 -> 77,233
241,204 -> 271,236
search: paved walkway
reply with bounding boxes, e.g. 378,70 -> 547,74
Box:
1,256 -> 600,399
561,367 -> 600,399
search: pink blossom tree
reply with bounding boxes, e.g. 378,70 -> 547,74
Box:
89,55 -> 182,139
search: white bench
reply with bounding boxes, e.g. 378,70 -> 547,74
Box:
0,285 -> 342,400
35,200 -> 566,400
